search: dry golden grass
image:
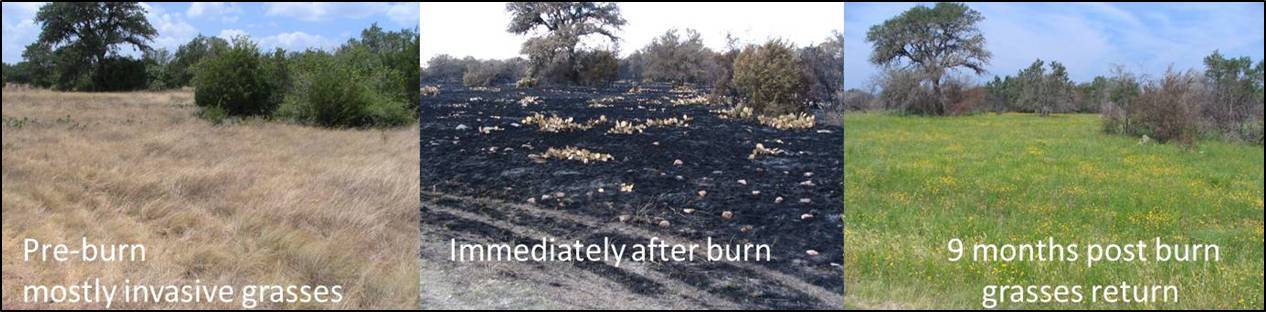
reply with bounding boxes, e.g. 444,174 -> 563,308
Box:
606,120 -> 647,134
421,85 -> 440,97
520,112 -> 595,133
757,112 -> 816,130
748,143 -> 785,160
528,146 -> 614,164
1,88 -> 419,309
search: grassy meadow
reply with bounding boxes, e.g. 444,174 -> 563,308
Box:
843,113 -> 1263,309
1,87 -> 419,309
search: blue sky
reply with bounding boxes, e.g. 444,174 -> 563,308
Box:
2,2 -> 418,64
844,2 -> 1265,89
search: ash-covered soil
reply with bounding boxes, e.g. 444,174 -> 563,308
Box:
420,82 -> 843,309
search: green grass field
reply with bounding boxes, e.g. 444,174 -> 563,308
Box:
844,113 -> 1263,309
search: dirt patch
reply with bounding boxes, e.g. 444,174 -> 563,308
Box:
420,83 -> 843,309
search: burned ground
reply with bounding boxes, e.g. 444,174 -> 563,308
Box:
420,83 -> 843,309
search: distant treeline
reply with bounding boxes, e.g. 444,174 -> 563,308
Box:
421,3 -> 843,116
1,2 -> 419,128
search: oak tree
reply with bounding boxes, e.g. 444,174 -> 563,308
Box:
867,2 -> 990,115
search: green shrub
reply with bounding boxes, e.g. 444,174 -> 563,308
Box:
341,24 -> 419,111
261,48 -> 290,104
732,39 -> 808,115
143,48 -> 176,90
279,53 -> 411,128
1202,51 -> 1264,144
577,50 -> 619,86
172,35 -> 230,87
11,43 -> 59,88
404,50 -> 421,111
193,37 -> 279,117
95,56 -> 149,91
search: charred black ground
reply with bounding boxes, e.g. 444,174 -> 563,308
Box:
420,82 -> 843,309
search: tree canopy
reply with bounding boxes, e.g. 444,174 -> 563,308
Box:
35,2 -> 157,91
506,2 -> 626,84
867,2 -> 990,115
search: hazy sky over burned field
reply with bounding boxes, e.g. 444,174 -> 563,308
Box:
420,2 -> 844,63
2,2 -> 419,63
843,2 -> 1266,89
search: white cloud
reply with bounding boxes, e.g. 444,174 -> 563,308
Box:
187,2 -> 241,23
142,3 -> 197,52
259,31 -> 337,51
265,3 -> 330,21
2,2 -> 47,63
385,2 -> 419,27
217,28 -> 249,41
215,29 -> 336,51
974,3 -> 1116,81
265,2 -> 416,27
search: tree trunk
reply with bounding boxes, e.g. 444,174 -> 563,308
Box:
93,51 -> 107,92
931,77 -> 946,116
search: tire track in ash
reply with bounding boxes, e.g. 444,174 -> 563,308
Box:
422,191 -> 842,309
423,198 -> 736,309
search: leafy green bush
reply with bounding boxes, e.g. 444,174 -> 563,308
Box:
339,24 -> 419,111
172,35 -> 230,87
193,37 -> 279,117
11,43 -> 59,88
260,48 -> 291,106
1202,51 -> 1264,144
96,56 -> 149,91
577,49 -> 619,86
732,39 -> 808,115
184,25 -> 417,129
143,48 -> 176,90
278,53 -> 411,128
